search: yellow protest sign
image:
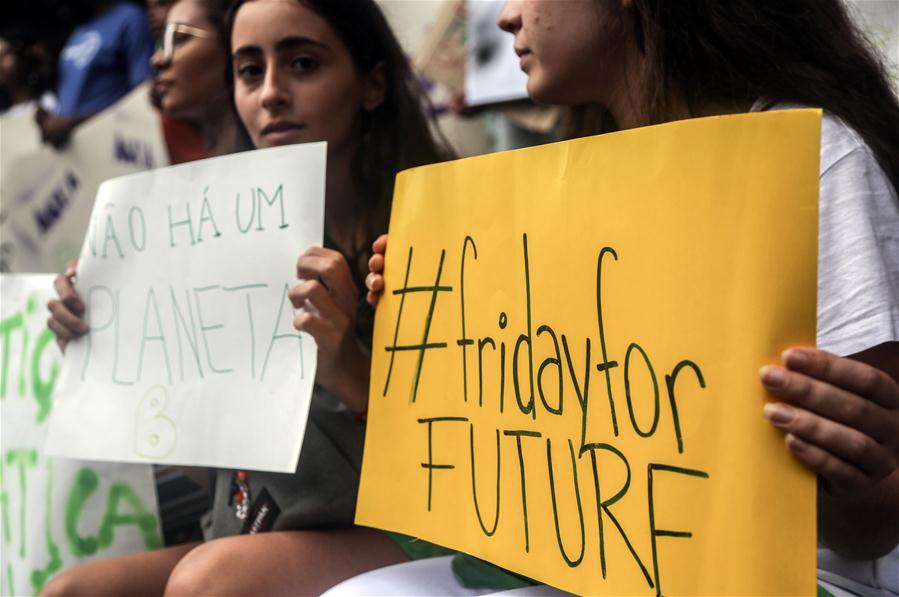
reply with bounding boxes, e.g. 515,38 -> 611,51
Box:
357,110 -> 820,596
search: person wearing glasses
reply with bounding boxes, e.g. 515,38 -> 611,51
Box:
36,0 -> 155,148
151,0 -> 241,161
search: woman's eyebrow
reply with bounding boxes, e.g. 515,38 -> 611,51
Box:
233,37 -> 328,60
274,36 -> 328,52
232,44 -> 262,59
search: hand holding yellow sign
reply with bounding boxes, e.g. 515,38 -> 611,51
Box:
357,110 -> 821,596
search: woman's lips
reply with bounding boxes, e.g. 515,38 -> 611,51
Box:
153,79 -> 173,94
260,122 -> 306,145
515,48 -> 532,71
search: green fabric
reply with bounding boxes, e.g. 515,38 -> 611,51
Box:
385,532 -> 455,560
385,534 -> 536,590
451,554 -> 537,590
817,585 -> 835,597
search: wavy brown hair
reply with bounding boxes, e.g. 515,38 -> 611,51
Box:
569,0 -> 899,197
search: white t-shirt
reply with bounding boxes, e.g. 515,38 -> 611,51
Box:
754,101 -> 899,596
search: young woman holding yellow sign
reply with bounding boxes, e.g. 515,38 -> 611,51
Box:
367,0 -> 899,591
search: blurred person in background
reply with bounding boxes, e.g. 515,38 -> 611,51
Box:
150,0 -> 240,162
0,28 -> 57,116
35,0 -> 154,147
147,0 -> 175,40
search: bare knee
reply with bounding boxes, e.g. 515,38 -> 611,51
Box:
40,566 -> 95,597
163,541 -> 240,596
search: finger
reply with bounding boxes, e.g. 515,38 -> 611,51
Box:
372,234 -> 387,255
365,272 -> 383,293
288,280 -> 345,323
764,403 -> 897,479
783,347 -> 899,410
292,310 -> 330,339
296,252 -> 354,290
782,433 -> 871,497
365,272 -> 385,307
295,254 -> 357,313
368,254 -> 384,278
366,289 -> 382,307
53,272 -> 85,316
47,299 -> 89,335
759,366 -> 896,448
47,316 -> 75,343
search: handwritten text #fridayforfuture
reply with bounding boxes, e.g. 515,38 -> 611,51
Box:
382,234 -> 710,597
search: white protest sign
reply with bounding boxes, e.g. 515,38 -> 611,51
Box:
1,274 -> 162,597
45,143 -> 325,473
0,83 -> 169,274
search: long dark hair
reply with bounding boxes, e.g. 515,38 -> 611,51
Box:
226,0 -> 451,275
573,0 -> 899,196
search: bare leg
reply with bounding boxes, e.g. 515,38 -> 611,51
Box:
164,527 -> 409,596
40,541 -> 200,597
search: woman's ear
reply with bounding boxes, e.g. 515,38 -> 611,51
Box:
361,62 -> 387,112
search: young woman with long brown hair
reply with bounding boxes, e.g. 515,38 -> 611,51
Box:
367,0 -> 899,592
44,0 -> 450,594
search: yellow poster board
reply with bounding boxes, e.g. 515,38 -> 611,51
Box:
357,110 -> 820,596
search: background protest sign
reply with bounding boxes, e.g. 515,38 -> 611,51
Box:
1,274 -> 161,597
45,143 -> 325,473
357,110 -> 821,596
464,0 -> 528,106
0,83 -> 169,274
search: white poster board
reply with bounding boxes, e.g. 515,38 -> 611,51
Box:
0,274 -> 162,597
45,143 -> 325,473
465,0 -> 528,106
0,83 -> 169,274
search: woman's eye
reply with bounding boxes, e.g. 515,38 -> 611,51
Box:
236,63 -> 263,80
171,31 -> 191,46
290,56 -> 319,73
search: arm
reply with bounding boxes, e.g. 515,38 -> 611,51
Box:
289,247 -> 371,416
760,343 -> 899,558
35,108 -> 95,149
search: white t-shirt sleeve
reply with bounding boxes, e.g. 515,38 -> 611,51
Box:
815,114 -> 899,356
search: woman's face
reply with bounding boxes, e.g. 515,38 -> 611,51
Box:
151,0 -> 227,120
231,0 -> 384,152
497,0 -> 632,107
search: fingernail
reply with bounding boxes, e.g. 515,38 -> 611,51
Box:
785,433 -> 807,453
782,348 -> 808,369
764,402 -> 795,426
759,365 -> 786,387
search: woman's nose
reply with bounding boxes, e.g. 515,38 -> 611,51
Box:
497,0 -> 523,34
